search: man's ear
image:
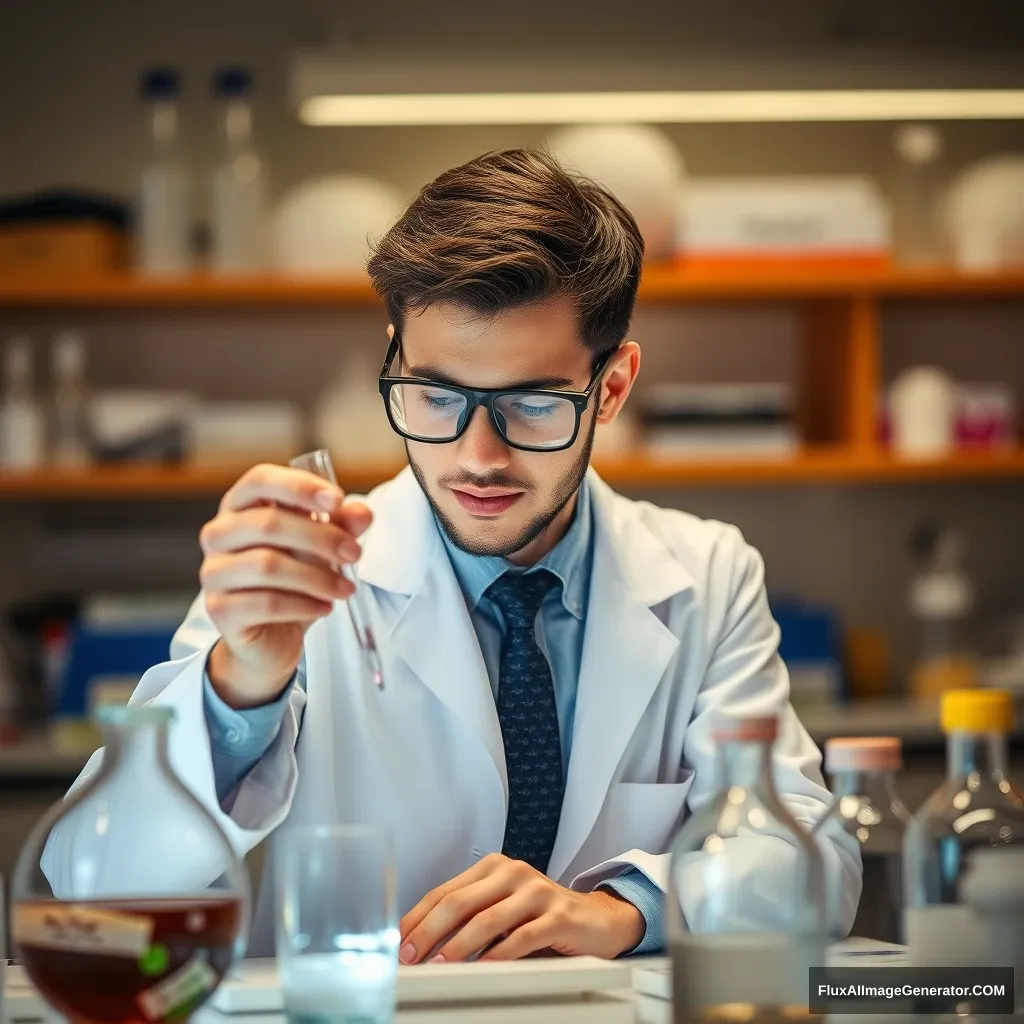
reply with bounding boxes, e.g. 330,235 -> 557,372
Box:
387,324 -> 395,340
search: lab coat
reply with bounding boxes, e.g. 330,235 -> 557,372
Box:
43,468 -> 860,954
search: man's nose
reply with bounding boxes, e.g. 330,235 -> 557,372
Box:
455,406 -> 511,473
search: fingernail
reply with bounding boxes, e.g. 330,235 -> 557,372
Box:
399,943 -> 417,964
315,489 -> 338,510
338,542 -> 361,562
429,954 -> 446,964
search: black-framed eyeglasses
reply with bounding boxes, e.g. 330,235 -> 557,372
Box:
377,335 -> 613,453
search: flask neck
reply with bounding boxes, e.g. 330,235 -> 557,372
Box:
100,715 -> 171,776
946,730 -> 1008,783
719,739 -> 774,790
832,768 -> 900,800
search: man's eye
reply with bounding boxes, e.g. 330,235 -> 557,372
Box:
421,391 -> 460,410
510,400 -> 557,419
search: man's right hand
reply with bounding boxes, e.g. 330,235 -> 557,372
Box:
199,463 -> 373,710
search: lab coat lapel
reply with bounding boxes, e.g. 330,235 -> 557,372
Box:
358,469 -> 508,803
547,472 -> 692,881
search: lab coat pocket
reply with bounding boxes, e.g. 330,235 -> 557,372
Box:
598,772 -> 695,855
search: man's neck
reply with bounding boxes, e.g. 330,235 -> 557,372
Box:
506,489 -> 580,567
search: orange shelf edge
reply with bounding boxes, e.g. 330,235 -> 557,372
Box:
1,268 -> 1023,307
0,449 -> 1022,499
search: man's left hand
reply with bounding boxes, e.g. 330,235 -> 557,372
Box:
398,853 -> 645,963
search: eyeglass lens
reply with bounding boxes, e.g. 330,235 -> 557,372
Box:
388,383 -> 578,450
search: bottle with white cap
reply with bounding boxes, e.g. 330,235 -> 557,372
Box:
814,737 -> 910,944
904,689 -> 1024,967
667,714 -> 825,1023
50,331 -> 91,466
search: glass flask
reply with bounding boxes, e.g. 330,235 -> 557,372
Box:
904,689 -> 1024,967
814,736 -> 910,943
667,714 -> 825,1024
10,705 -> 250,1024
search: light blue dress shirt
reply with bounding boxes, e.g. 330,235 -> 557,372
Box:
203,478 -> 664,954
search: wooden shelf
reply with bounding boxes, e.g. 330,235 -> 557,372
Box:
1,267 -> 1023,308
0,450 -> 1022,499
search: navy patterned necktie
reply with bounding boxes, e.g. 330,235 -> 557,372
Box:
485,569 -> 565,874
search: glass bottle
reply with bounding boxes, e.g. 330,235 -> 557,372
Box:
667,715 -> 825,1024
904,689 -> 1024,967
892,123 -> 944,267
814,736 -> 910,943
50,331 -> 91,467
138,67 -> 192,276
0,336 -> 45,470
210,66 -> 267,273
10,706 -> 250,1024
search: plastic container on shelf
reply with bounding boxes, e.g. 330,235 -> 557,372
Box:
210,67 -> 267,273
137,68 -> 192,276
0,336 -> 45,470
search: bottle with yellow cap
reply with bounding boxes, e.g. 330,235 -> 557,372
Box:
903,688 -> 1024,967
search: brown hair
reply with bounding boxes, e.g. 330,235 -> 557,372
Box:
367,148 -> 644,358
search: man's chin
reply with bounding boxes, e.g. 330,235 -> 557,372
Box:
441,512 -> 527,557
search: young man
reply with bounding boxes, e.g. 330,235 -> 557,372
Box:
46,150 -> 860,960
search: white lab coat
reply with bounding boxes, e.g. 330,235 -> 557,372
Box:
43,468 -> 860,954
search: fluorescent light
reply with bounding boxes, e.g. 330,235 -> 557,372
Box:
299,89 -> 1024,127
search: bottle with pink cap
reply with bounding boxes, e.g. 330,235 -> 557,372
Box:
813,736 -> 910,944
666,713 -> 825,1023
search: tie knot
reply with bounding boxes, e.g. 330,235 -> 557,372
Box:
486,569 -> 559,630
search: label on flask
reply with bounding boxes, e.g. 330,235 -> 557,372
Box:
137,955 -> 218,1020
13,903 -> 154,957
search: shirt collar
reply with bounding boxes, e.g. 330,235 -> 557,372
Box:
438,478 -> 593,622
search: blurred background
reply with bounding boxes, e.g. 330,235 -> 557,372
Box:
1,0 -> 1024,876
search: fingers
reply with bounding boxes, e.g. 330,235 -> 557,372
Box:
435,887 -> 548,963
205,589 -> 336,629
220,464 -> 373,537
400,873 -> 518,965
200,506 -> 362,566
477,918 -> 554,962
201,550 -> 353,606
399,858 -> 495,941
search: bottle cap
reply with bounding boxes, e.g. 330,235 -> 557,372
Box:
941,689 -> 1014,734
141,68 -> 180,100
711,714 -> 777,744
213,66 -> 252,98
825,736 -> 902,773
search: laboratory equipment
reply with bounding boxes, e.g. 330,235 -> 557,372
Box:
210,67 -> 267,272
888,366 -> 956,460
10,705 -> 250,1024
666,714 -> 825,1024
815,737 -> 910,943
903,689 -> 1024,966
137,68 -> 191,275
892,124 -> 944,266
289,450 -> 384,688
907,520 -> 978,699
50,331 -> 91,466
275,825 -> 399,1024
0,336 -> 45,469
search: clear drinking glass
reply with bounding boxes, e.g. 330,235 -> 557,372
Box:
276,825 -> 399,1024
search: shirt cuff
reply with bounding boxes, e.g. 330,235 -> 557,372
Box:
203,664 -> 298,803
598,868 -> 665,956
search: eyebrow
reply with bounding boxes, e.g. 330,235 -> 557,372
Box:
404,363 -> 576,391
